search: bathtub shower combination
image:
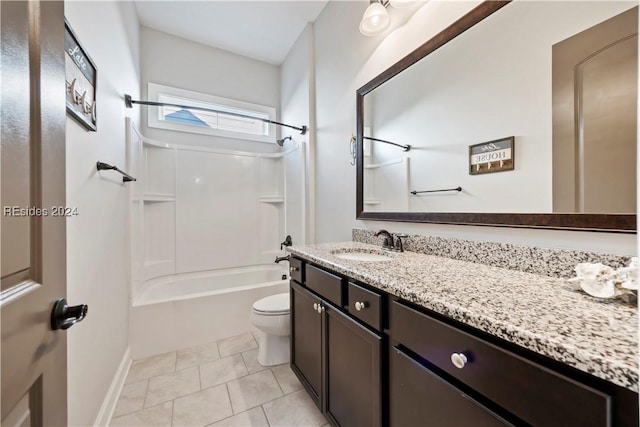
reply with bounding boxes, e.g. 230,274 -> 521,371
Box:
126,119 -> 304,358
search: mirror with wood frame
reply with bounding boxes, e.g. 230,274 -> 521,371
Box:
356,0 -> 637,232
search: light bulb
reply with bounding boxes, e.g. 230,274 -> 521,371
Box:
359,2 -> 390,36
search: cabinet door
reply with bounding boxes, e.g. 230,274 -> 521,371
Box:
390,347 -> 513,427
326,307 -> 382,427
290,282 -> 323,407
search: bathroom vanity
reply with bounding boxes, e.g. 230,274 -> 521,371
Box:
287,243 -> 639,427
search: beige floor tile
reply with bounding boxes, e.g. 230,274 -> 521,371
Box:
145,366 -> 200,408
241,349 -> 268,374
209,407 -> 269,427
177,341 -> 221,370
262,389 -> 327,427
126,352 -> 176,384
110,401 -> 172,427
251,330 -> 263,343
172,384 -> 232,426
226,370 -> 283,414
200,354 -> 248,389
112,379 -> 148,418
218,333 -> 258,357
271,364 -> 302,395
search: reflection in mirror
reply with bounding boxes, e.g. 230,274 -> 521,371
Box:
360,1 -> 637,221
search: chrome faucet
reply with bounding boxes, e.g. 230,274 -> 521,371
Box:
374,229 -> 394,250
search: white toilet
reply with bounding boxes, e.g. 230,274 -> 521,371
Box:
250,292 -> 290,366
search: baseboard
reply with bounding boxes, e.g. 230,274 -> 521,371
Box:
93,346 -> 132,426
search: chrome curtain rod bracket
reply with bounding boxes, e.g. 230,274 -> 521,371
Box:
96,161 -> 137,183
363,136 -> 410,151
124,94 -> 308,135
410,186 -> 461,195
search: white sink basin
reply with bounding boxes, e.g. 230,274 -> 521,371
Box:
331,251 -> 393,262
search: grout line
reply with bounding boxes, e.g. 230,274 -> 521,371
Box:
112,401 -> 172,424
170,399 -> 175,427
270,367 -> 285,396
261,405 -> 272,427
198,365 -> 202,390
142,377 -> 150,409
240,350 -> 250,373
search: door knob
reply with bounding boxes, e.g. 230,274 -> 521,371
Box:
51,298 -> 88,330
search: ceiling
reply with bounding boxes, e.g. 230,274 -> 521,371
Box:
134,1 -> 330,65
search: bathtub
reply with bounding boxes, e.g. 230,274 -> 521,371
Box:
130,265 -> 289,358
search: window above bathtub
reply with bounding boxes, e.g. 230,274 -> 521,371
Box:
147,82 -> 277,144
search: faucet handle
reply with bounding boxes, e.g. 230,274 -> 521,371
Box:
393,233 -> 408,252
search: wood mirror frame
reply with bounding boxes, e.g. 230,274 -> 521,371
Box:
356,0 -> 636,233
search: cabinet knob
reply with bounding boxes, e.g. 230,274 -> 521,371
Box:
317,304 -> 324,314
290,267 -> 299,273
450,353 -> 468,369
313,302 -> 319,312
354,301 -> 368,311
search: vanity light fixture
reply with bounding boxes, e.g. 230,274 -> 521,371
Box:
360,0 -> 417,36
359,0 -> 391,36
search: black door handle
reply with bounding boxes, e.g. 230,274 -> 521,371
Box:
51,298 -> 88,330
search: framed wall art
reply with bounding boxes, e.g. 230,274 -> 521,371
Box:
65,20 -> 97,131
469,136 -> 514,175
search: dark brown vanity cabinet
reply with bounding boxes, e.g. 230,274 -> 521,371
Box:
290,257 -> 638,427
326,306 -> 382,427
390,347 -> 511,427
290,260 -> 383,427
390,300 -> 638,427
290,280 -> 323,406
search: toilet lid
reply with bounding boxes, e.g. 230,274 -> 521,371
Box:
252,292 -> 290,314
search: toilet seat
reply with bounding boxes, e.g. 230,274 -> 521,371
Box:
252,292 -> 289,316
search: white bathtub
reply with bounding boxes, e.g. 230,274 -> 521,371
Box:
130,265 -> 289,358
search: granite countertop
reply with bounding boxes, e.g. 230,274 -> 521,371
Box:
287,242 -> 639,392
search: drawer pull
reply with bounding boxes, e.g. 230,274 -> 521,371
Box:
354,301 -> 369,311
450,353 -> 468,369
290,266 -> 299,273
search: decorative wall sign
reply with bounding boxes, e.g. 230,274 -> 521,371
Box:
469,136 -> 514,175
65,20 -> 97,131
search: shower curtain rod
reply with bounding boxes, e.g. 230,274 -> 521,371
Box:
363,136 -> 411,151
124,94 -> 308,135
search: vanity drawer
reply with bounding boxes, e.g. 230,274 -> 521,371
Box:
289,257 -> 304,284
390,301 -> 612,427
305,264 -> 344,307
347,282 -> 382,330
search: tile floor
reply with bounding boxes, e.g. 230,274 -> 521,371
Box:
110,332 -> 329,427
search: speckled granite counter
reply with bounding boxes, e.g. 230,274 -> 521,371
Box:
287,242 -> 639,392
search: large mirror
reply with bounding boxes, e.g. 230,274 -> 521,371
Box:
356,1 -> 637,232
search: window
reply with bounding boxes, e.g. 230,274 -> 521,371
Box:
148,83 -> 277,143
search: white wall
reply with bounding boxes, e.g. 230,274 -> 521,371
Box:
280,24 -> 314,244
140,26 -> 281,152
64,1 -> 140,425
281,0 -> 636,255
